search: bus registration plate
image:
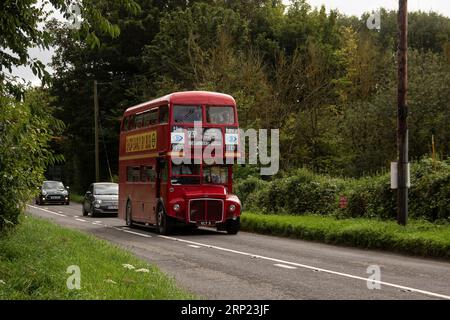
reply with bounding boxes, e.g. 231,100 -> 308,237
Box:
199,221 -> 215,226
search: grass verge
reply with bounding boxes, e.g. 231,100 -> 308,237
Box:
70,193 -> 84,204
0,215 -> 194,299
241,212 -> 450,259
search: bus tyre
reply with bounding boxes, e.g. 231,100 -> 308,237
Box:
126,201 -> 133,227
156,205 -> 172,235
226,218 -> 240,235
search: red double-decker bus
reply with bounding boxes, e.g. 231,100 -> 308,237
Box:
118,91 -> 241,235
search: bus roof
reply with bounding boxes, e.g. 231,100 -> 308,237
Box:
124,91 -> 236,115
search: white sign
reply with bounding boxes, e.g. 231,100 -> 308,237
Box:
390,162 -> 410,189
225,133 -> 238,145
171,132 -> 185,144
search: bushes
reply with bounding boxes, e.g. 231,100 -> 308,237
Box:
0,90 -> 64,232
241,212 -> 450,259
236,168 -> 342,215
240,213 -> 450,259
236,158 -> 450,222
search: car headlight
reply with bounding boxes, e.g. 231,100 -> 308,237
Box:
42,190 -> 47,196
63,190 -> 68,195
94,199 -> 102,208
173,203 -> 180,211
229,204 -> 236,212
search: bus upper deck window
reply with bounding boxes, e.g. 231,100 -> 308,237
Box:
122,117 -> 129,131
173,105 -> 202,123
206,106 -> 234,124
159,105 -> 169,123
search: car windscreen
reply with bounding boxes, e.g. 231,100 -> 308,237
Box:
43,181 -> 64,189
173,105 -> 202,123
94,184 -> 118,195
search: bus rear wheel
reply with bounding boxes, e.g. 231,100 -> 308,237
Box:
226,218 -> 240,235
156,205 -> 172,235
126,201 -> 133,227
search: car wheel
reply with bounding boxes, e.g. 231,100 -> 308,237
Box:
125,201 -> 133,227
156,204 -> 172,235
66,201 -> 70,205
226,218 -> 240,235
82,205 -> 88,216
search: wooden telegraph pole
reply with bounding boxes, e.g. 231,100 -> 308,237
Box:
397,0 -> 408,225
94,80 -> 100,183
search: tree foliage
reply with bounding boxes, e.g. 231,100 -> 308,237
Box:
0,89 -> 64,231
44,0 -> 450,193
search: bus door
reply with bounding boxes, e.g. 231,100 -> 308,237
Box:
155,157 -> 168,223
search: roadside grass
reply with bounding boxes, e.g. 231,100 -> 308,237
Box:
0,215 -> 195,299
70,193 -> 84,204
241,212 -> 450,259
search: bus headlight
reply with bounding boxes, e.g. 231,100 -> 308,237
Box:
229,204 -> 236,212
173,204 -> 180,212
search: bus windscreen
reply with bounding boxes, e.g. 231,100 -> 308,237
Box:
206,106 -> 234,124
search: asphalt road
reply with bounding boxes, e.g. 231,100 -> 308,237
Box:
26,203 -> 450,300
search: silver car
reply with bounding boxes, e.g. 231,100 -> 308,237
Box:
82,182 -> 118,217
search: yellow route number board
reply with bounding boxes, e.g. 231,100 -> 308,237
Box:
126,131 -> 157,153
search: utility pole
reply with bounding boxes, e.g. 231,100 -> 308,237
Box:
397,0 -> 408,225
94,80 -> 100,182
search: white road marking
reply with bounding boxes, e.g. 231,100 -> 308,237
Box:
157,235 -> 450,300
274,264 -> 297,270
122,230 -> 152,238
188,245 -> 201,249
27,205 -> 67,217
75,218 -> 86,222
27,204 -> 450,300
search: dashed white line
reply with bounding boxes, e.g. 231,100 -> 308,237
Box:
157,234 -> 450,300
27,204 -> 450,300
274,263 -> 297,270
27,205 -> 67,217
188,244 -> 201,249
122,230 -> 152,238
75,218 -> 87,222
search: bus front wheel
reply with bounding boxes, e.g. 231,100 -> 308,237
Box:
226,218 -> 240,235
156,205 -> 172,235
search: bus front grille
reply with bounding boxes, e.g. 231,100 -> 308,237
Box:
189,199 -> 223,223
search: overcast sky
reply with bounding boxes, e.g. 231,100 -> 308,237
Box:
11,0 -> 450,86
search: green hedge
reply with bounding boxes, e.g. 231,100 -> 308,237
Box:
235,158 -> 450,222
240,213 -> 450,259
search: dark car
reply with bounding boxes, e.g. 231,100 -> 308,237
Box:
36,180 -> 70,205
82,182 -> 118,217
